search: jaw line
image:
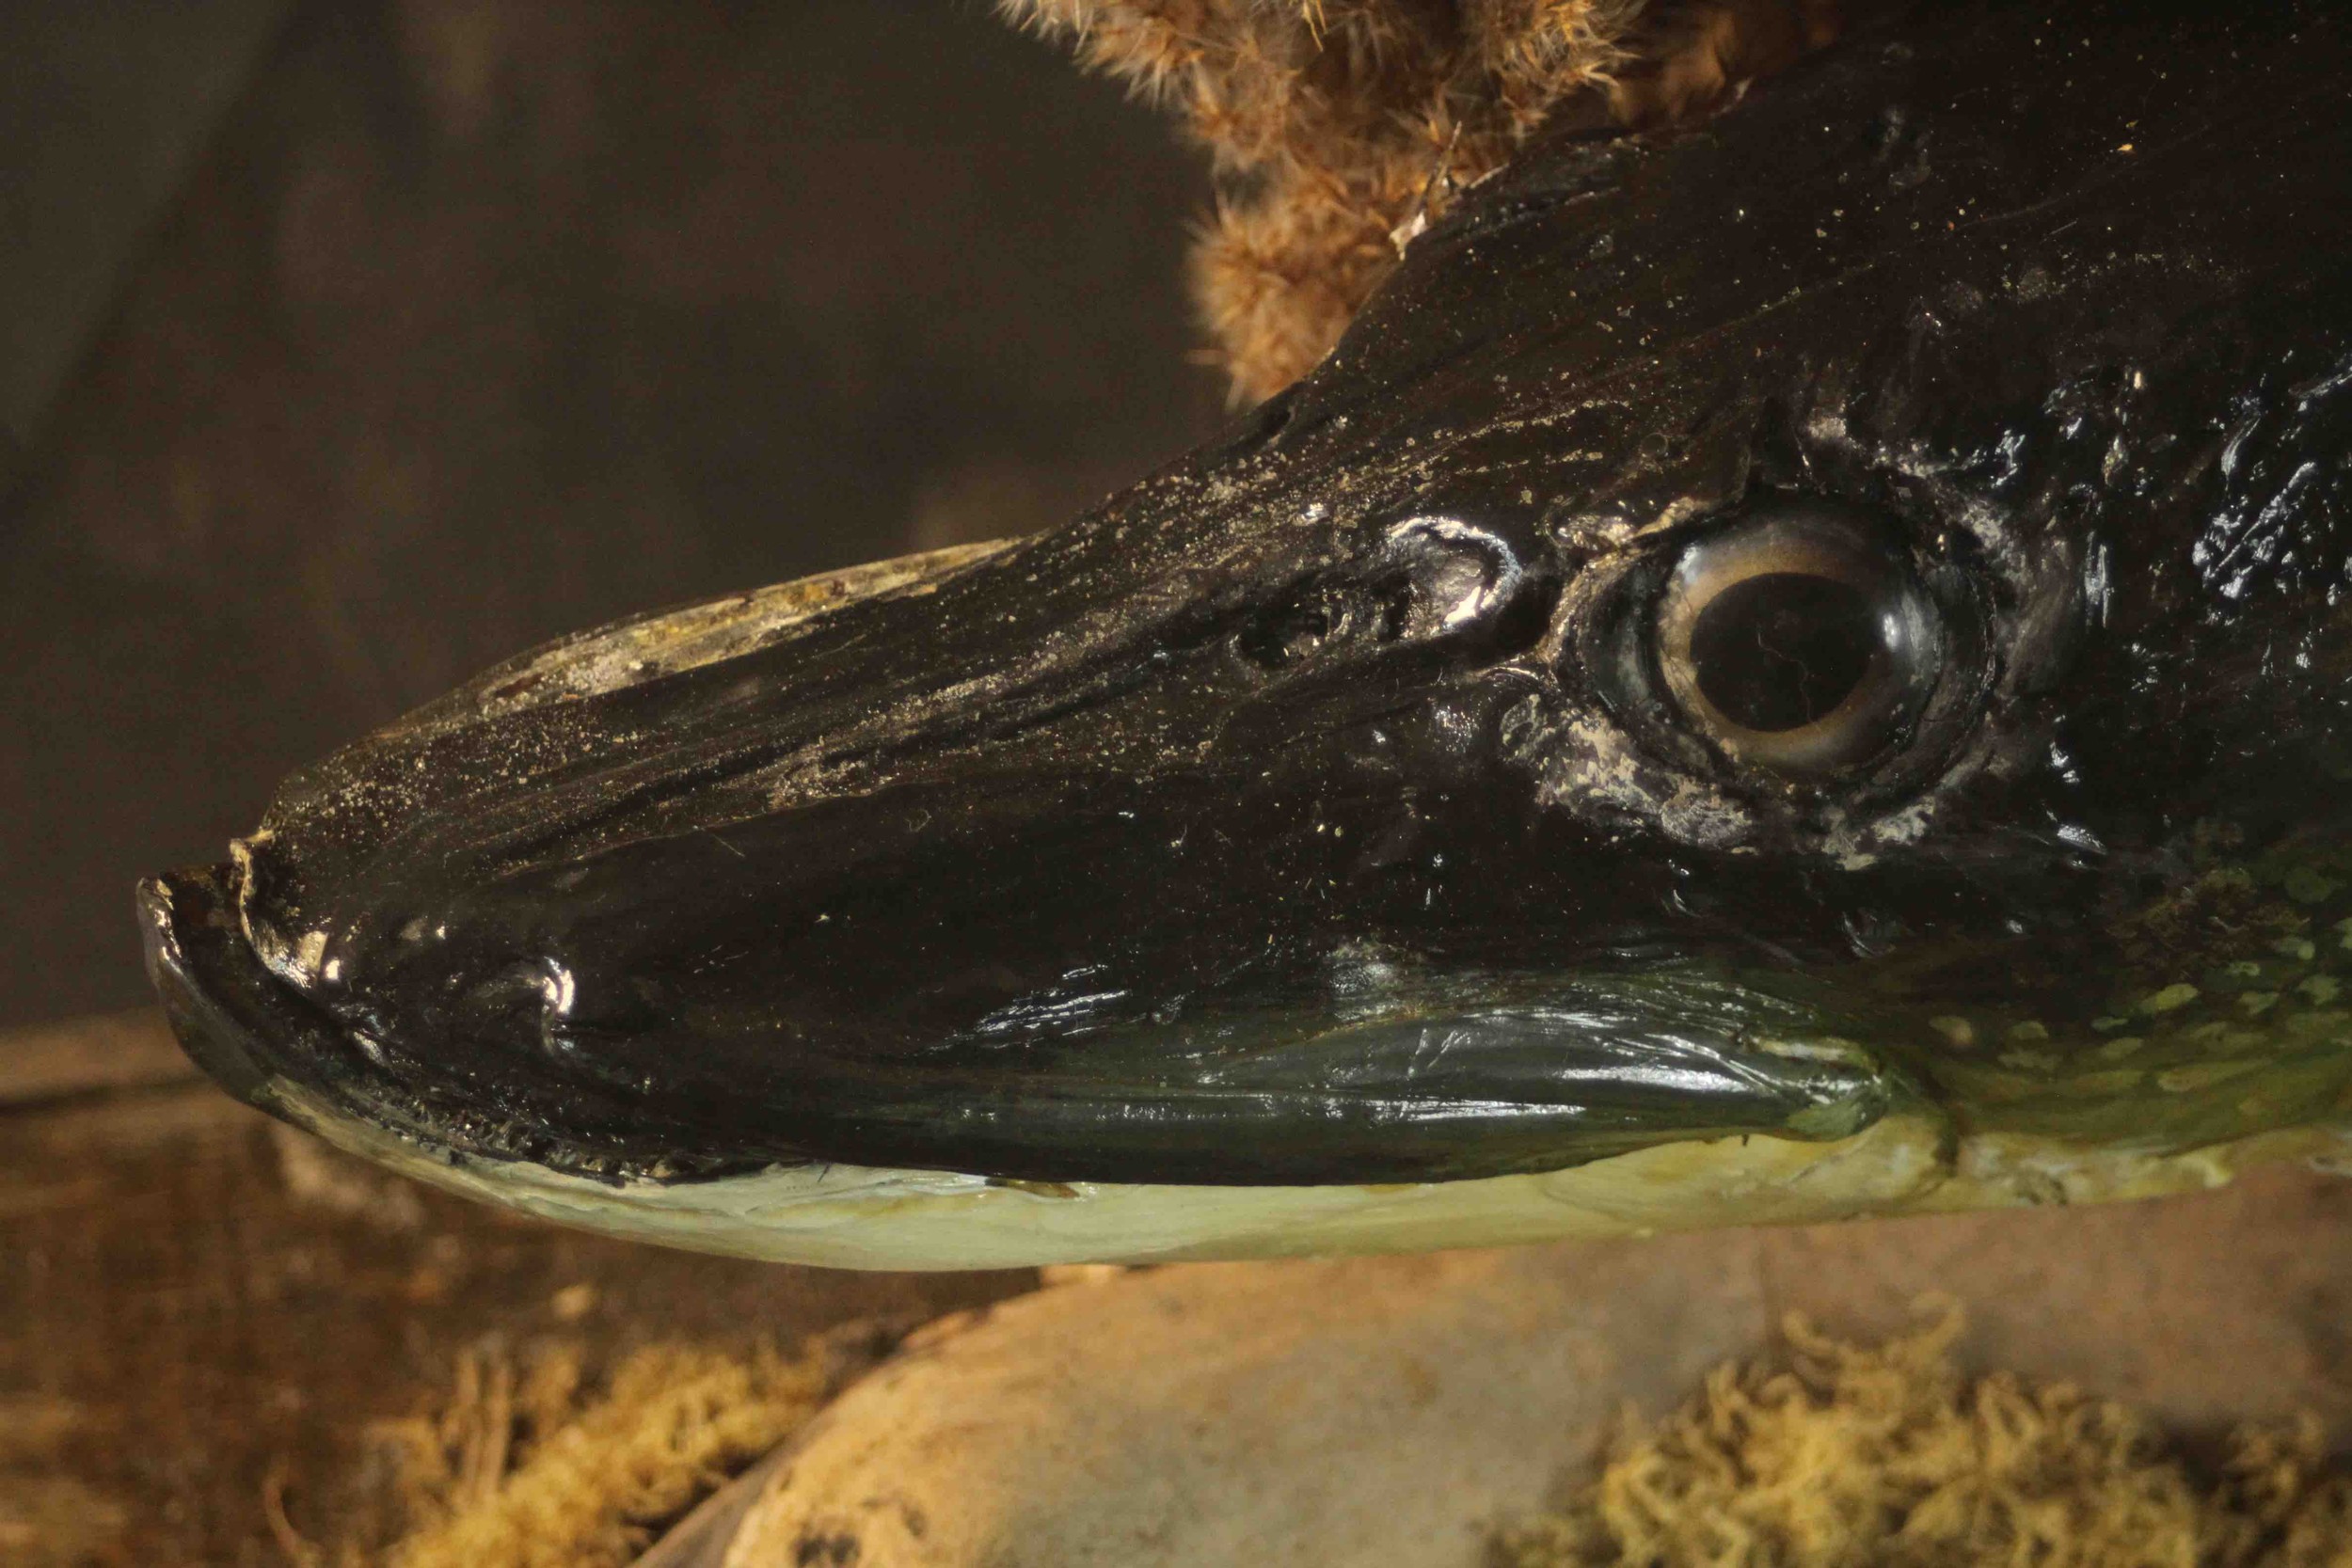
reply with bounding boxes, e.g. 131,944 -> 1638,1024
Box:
263,1077 -> 2352,1272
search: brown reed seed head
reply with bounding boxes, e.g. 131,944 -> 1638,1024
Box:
1002,1 -> 1844,402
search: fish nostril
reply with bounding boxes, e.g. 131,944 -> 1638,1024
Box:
1378,515 -> 1553,650
1235,518 -> 1557,673
1235,590 -> 1344,670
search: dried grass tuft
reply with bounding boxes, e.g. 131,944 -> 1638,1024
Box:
330,1327 -> 882,1568
1495,1302 -> 2352,1568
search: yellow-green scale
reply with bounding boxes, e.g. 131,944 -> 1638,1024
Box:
1911,847 -> 2352,1152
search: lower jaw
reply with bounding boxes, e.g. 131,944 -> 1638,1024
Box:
266,1079 -> 2352,1272
162,865 -> 2352,1269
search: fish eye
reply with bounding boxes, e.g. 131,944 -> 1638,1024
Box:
1651,503 -> 1947,781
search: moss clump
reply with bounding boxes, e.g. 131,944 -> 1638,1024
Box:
321,1326 -> 887,1568
1494,1304 -> 2352,1568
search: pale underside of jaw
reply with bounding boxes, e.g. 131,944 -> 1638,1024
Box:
268,1081 -> 2352,1272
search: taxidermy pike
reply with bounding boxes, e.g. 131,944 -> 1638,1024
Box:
143,0 -> 2352,1268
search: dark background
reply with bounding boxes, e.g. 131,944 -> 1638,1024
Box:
0,0 -> 1226,1032
0,10 -> 1221,1560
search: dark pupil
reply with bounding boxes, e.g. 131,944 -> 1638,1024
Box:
1687,573 -> 1881,732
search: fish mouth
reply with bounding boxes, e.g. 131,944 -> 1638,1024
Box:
136,530 -> 1917,1193
135,520 -> 2352,1265
132,531 -> 1960,1273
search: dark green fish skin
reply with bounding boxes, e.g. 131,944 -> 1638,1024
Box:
144,0 -> 2352,1191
